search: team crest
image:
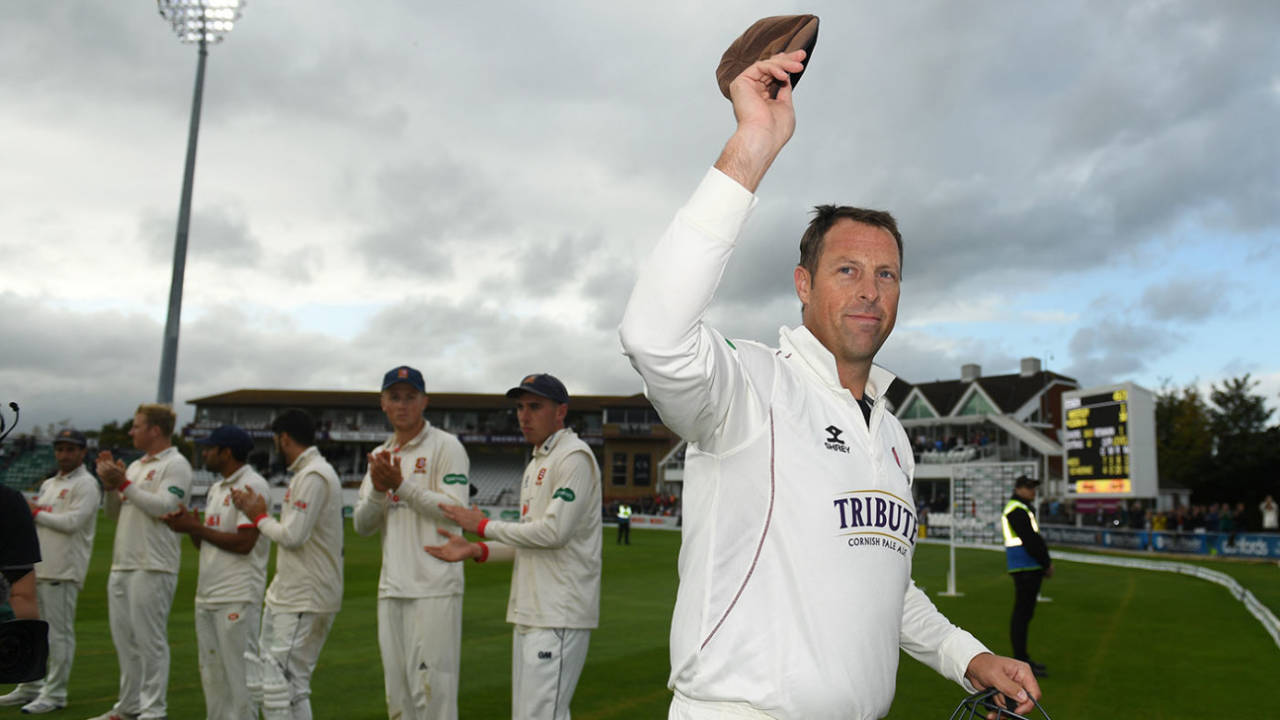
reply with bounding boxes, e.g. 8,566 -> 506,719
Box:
536,468 -> 546,486
398,367 -> 409,378
228,612 -> 239,621
294,500 -> 308,510
58,489 -> 68,499
415,457 -> 427,473
146,470 -> 156,482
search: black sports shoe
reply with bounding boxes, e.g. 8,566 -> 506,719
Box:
1027,660 -> 1049,678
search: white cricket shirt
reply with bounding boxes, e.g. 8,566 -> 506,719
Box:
481,428 -> 602,630
352,421 -> 471,599
619,168 -> 990,720
110,446 -> 194,574
259,446 -> 344,614
32,465 -> 99,584
196,464 -> 272,607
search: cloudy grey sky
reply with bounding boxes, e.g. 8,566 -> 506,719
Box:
3,1 -> 1278,434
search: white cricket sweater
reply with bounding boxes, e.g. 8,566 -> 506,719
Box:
480,428 -> 602,630
196,465 -> 272,607
619,168 -> 989,720
32,465 -> 99,584
260,446 -> 344,614
352,421 -> 471,599
109,446 -> 193,574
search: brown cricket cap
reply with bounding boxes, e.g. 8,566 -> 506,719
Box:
716,14 -> 820,100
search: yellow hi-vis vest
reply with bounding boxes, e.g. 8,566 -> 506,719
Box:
1001,498 -> 1042,572
618,504 -> 632,520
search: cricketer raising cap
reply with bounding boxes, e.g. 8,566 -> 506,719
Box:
382,365 -> 426,393
506,373 -> 569,405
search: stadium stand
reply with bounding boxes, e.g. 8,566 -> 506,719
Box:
0,444 -> 55,490
469,453 -> 525,505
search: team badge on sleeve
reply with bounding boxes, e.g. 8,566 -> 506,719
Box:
552,488 -> 576,502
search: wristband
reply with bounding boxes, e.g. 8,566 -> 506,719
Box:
475,542 -> 490,563
477,517 -> 489,538
118,480 -> 131,492
31,508 -> 43,518
253,513 -> 269,527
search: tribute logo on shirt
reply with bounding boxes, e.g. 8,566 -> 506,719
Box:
823,425 -> 850,454
832,489 -> 917,555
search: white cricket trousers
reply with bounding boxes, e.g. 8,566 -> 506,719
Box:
108,569 -> 178,720
257,609 -> 334,720
511,626 -> 590,720
13,580 -> 80,703
668,691 -> 776,719
195,601 -> 262,720
377,595 -> 462,720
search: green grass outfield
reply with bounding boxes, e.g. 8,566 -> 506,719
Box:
6,517 -> 1277,718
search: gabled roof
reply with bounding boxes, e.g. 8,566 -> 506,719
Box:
973,371 -> 1078,414
913,379 -> 969,417
883,377 -> 914,410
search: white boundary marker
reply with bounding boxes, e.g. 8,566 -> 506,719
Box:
920,539 -> 1280,649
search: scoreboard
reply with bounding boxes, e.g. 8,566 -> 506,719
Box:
1062,382 -> 1157,498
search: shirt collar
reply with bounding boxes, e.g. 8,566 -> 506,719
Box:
217,464 -> 249,486
390,421 -> 433,453
288,445 -> 320,474
777,325 -> 897,403
534,428 -> 571,458
142,446 -> 177,463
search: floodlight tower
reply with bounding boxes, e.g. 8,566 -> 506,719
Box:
154,0 -> 245,405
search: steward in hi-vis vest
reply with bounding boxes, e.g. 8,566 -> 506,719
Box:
1002,475 -> 1053,678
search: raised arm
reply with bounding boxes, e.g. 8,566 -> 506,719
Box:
618,52 -> 805,451
473,452 -> 595,550
121,459 -> 192,518
252,473 -> 328,550
351,471 -> 387,537
397,441 -> 470,523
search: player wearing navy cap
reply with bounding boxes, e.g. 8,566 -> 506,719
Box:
618,47 -> 1042,719
89,404 -> 193,720
163,425 -> 271,720
0,429 -> 97,714
353,366 -> 471,720
430,373 -> 602,720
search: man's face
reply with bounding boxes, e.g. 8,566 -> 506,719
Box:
53,442 -> 86,474
1016,485 -> 1037,501
794,219 -> 901,373
513,392 -> 566,447
129,413 -> 162,451
202,445 -> 228,475
380,384 -> 429,433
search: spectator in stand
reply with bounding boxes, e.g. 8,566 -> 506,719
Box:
1233,502 -> 1248,533
1203,505 -> 1219,533
1261,495 -> 1279,532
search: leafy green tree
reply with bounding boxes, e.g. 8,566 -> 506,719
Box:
1155,382 -> 1213,496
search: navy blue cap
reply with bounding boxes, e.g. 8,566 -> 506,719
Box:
382,365 -> 426,393
1015,475 -> 1040,488
53,428 -> 87,447
195,425 -> 254,456
506,373 -> 569,405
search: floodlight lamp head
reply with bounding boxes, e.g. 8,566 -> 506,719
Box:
157,0 -> 245,45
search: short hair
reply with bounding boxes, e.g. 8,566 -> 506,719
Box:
271,408 -> 316,447
134,403 -> 176,436
797,205 -> 904,280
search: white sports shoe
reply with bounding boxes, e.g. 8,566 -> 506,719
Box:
0,690 -> 39,707
21,698 -> 66,714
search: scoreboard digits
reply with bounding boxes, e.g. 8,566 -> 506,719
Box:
1064,389 -> 1132,494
